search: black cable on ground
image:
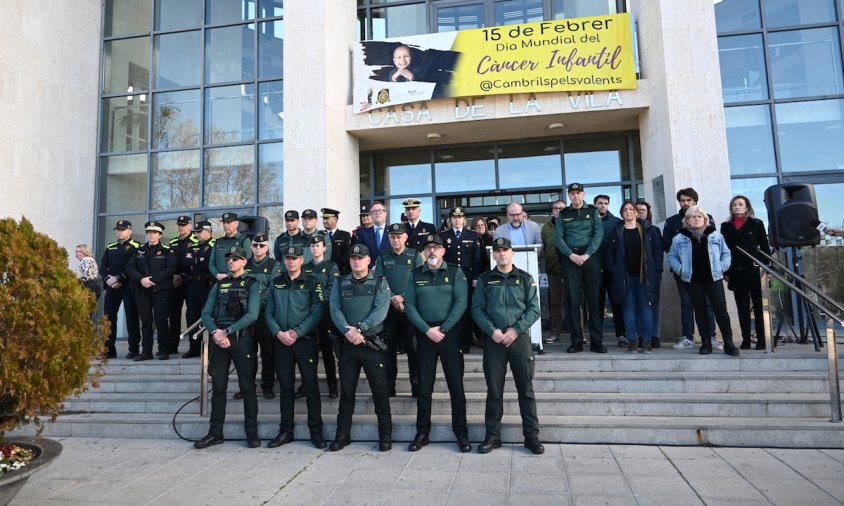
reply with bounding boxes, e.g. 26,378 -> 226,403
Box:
172,365 -> 237,442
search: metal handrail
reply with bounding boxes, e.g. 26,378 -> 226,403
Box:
180,319 -> 210,417
734,245 -> 841,422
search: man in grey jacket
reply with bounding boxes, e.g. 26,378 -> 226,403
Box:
493,202 -> 542,246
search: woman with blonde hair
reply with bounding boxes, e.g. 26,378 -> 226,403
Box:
75,243 -> 101,298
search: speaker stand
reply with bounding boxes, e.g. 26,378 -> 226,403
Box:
789,247 -> 822,350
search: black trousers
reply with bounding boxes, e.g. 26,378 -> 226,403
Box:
731,269 -> 765,345
103,284 -> 140,354
384,308 -> 418,393
482,332 -> 539,439
336,341 -> 391,438
254,309 -> 274,390
167,283 -> 186,353
687,279 -> 734,351
562,255 -> 603,345
134,289 -> 170,354
185,280 -> 211,353
273,335 -> 322,433
599,269 -> 626,338
459,285 -> 476,352
208,331 -> 258,437
416,326 -> 467,438
316,312 -> 338,388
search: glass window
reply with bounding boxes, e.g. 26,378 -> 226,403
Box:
725,105 -> 777,175
498,142 -> 563,189
563,138 -> 627,183
258,81 -> 283,140
385,197 -> 435,225
580,185 -> 626,214
553,0 -> 617,20
719,34 -> 768,103
103,37 -> 150,94
105,0 -> 150,37
729,177 -> 778,227
98,215 -> 146,258
206,0 -> 256,24
436,3 -> 485,32
360,154 -> 372,199
714,0 -> 761,33
258,142 -> 283,203
101,95 -> 149,153
206,24 -> 256,84
258,205 -> 285,245
204,145 -> 256,207
813,182 -> 844,238
151,150 -> 201,209
152,90 -> 201,149
259,0 -> 283,18
154,31 -> 202,89
764,0 -> 836,29
372,4 -> 428,38
495,0 -> 543,26
434,147 -> 495,192
768,27 -> 844,100
155,0 -> 202,31
99,154 -> 148,212
205,84 -> 256,144
374,151 -> 432,195
258,20 -> 284,78
776,99 -> 844,173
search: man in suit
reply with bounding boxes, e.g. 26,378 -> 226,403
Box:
403,198 -> 438,251
493,201 -> 542,246
353,201 -> 390,269
440,206 -> 482,353
322,207 -> 352,276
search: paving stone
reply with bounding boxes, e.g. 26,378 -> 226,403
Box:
563,457 -> 622,475
508,493 -> 572,506
450,470 -> 509,491
394,469 -> 455,490
572,494 -> 638,505
445,490 -> 508,506
384,488 -> 450,505
509,472 -> 568,494
322,485 -> 390,505
567,473 -> 629,496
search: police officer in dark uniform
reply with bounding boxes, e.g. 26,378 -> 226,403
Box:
328,244 -> 393,452
101,219 -> 142,359
265,244 -> 326,449
302,234 -> 340,398
440,206 -> 482,353
245,234 -> 277,399
555,183 -> 605,354
321,207 -> 352,276
194,246 -> 262,450
168,215 -> 199,356
126,221 -> 177,361
210,213 -> 252,281
375,223 -> 424,397
404,234 -> 471,453
402,198 -> 438,251
473,237 -> 544,455
274,210 -> 309,271
301,209 -> 331,265
182,220 -> 215,358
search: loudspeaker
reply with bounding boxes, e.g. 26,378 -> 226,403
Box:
763,183 -> 820,248
237,215 -> 269,238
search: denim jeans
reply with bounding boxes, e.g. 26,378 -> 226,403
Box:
623,275 -> 653,343
673,273 -> 715,338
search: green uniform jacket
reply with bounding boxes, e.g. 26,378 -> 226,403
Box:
201,274 -> 261,332
303,258 -> 340,296
209,233 -> 252,277
540,219 -> 562,274
472,266 -> 540,337
404,263 -> 468,334
375,247 -> 424,296
265,271 -> 324,338
273,230 -> 309,271
245,255 -> 277,306
329,272 -> 391,336
555,204 -> 603,258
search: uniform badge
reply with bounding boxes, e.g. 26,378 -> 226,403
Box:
447,238 -> 452,244
444,276 -> 449,283
156,250 -> 162,256
586,214 -> 590,219
125,245 -> 131,251
288,247 -> 295,255
516,279 -> 521,285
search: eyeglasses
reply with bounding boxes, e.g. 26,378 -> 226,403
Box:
507,213 -> 521,217
553,206 -> 565,211
251,243 -> 267,248
370,209 -> 386,214
226,257 -> 244,262
423,245 -> 443,251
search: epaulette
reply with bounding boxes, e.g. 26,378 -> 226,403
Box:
129,240 -> 141,247
106,241 -> 118,248
169,237 -> 179,245
189,234 -> 200,244
208,238 -> 216,246
161,243 -> 171,249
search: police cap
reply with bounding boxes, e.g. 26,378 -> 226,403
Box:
283,245 -> 304,258
387,223 -> 407,235
359,204 -> 371,216
402,198 -> 421,208
423,234 -> 443,247
252,234 -> 268,243
567,182 -> 584,193
302,209 -> 318,219
193,220 -> 212,232
493,237 -> 512,250
321,208 -> 340,218
176,215 -> 191,225
144,221 -> 165,233
225,246 -> 247,260
114,219 -> 132,230
284,210 -> 299,220
221,212 -> 239,222
308,234 -> 326,245
449,207 -> 465,217
350,244 -> 369,257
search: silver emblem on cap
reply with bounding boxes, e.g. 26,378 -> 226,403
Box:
427,235 -> 433,241
288,247 -> 294,254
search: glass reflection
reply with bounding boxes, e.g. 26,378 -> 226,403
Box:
155,0 -> 202,31
714,0 -> 761,32
581,185 -> 626,214
495,0 -> 543,26
768,28 -> 844,100
259,205 -> 285,246
374,152 -> 432,195
259,81 -> 283,140
204,145 -> 256,207
718,34 -> 768,103
258,142 -> 283,203
205,84 -> 256,144
99,154 -> 148,213
764,0 -> 836,28
206,24 -> 256,84
154,31 -> 202,89
103,37 -> 150,94
385,197 -> 435,225
729,177 -> 777,228
553,0 -> 617,19
725,105 -> 776,175
152,90 -> 201,149
151,150 -> 200,209
206,0 -> 256,24
776,99 -> 844,173
105,0 -> 150,37
563,138 -> 626,183
97,215 -> 146,259
101,95 -> 149,153
437,3 -> 485,32
259,0 -> 283,18
434,147 -> 495,193
258,20 -> 284,78
371,4 -> 429,39
498,142 -> 562,189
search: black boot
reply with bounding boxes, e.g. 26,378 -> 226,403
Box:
755,337 -> 766,350
740,338 -> 752,350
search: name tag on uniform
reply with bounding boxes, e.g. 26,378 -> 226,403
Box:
341,287 -> 355,299
415,280 -> 429,287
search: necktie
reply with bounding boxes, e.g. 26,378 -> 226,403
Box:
376,227 -> 382,246
455,229 -> 461,241
329,231 -> 334,241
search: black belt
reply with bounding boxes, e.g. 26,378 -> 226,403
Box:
571,247 -> 587,255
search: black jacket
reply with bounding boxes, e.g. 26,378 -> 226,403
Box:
603,219 -> 664,306
126,242 -> 177,292
720,217 -> 771,288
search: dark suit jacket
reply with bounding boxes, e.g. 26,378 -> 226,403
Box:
406,220 -> 439,251
440,228 -> 482,281
326,229 -> 352,275
353,225 -> 390,269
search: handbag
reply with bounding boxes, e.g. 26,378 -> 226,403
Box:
83,277 -> 103,298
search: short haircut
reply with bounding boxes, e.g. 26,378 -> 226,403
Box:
636,201 -> 652,221
682,205 -> 710,227
593,194 -> 610,204
729,195 -> 755,219
676,188 -> 699,203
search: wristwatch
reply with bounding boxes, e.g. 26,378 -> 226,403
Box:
224,328 -> 232,336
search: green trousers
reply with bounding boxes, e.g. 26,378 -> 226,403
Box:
208,331 -> 258,438
482,332 -> 539,439
336,341 -> 392,438
416,326 -> 467,437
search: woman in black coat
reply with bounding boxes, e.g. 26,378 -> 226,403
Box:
604,201 -> 664,353
720,195 -> 771,350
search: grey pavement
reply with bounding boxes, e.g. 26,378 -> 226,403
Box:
11,438 -> 844,505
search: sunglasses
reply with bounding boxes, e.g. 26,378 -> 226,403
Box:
251,243 -> 268,248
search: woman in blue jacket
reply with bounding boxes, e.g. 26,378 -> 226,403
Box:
604,202 -> 663,353
668,206 -> 738,356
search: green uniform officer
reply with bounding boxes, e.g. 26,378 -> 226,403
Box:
404,234 -> 471,453
303,234 -> 341,399
555,182 -> 606,353
195,245 -> 262,450
472,237 -> 544,455
265,244 -> 326,449
209,212 -> 252,281
328,244 -> 393,452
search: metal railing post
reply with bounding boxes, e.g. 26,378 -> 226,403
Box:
200,332 -> 209,418
761,275 -> 774,354
826,317 -> 842,422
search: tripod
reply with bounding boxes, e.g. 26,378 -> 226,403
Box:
771,246 -> 823,351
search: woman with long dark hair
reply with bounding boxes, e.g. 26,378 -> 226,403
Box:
720,195 -> 771,350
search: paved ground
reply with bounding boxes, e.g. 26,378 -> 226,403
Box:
11,437 -> 844,505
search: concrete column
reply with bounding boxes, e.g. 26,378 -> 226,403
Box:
284,1 -> 361,226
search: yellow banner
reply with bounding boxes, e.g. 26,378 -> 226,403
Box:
449,13 -> 637,96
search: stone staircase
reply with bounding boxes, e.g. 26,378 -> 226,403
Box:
14,339 -> 844,448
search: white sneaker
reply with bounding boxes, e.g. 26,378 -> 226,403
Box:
711,337 -> 723,350
617,336 -> 629,347
672,337 -> 694,350
544,335 -> 560,344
